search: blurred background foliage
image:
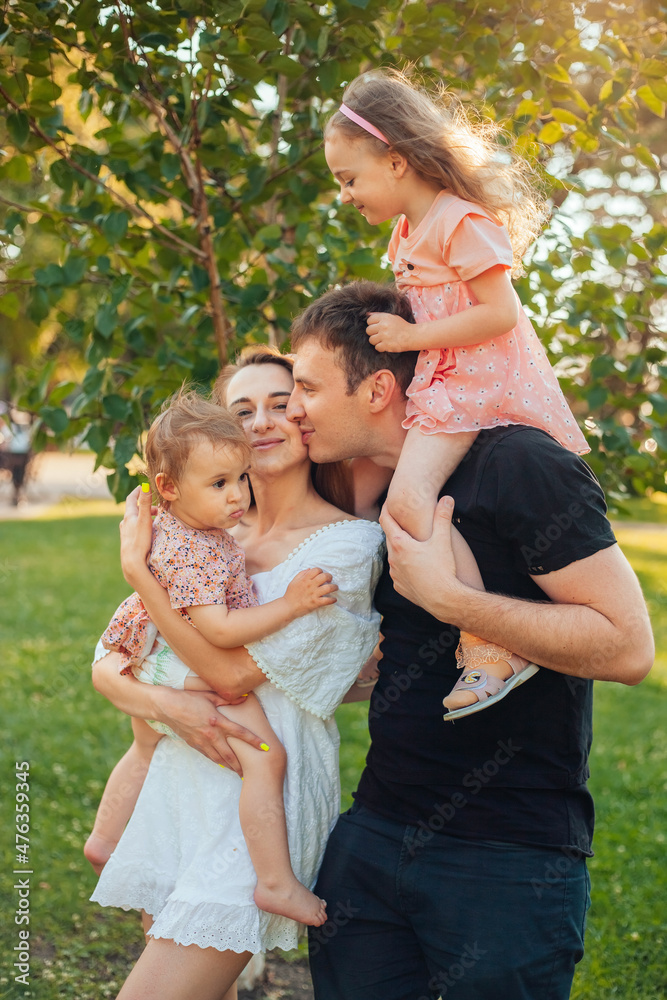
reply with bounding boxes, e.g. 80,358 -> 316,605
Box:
0,0 -> 665,501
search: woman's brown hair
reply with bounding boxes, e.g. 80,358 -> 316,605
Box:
214,345 -> 355,516
325,68 -> 548,275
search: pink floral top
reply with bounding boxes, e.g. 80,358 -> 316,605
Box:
102,508 -> 257,674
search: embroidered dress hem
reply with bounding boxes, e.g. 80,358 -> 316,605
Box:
91,875 -> 299,954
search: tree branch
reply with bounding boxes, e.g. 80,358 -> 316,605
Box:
0,84 -> 206,262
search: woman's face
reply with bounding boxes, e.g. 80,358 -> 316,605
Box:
225,363 -> 309,478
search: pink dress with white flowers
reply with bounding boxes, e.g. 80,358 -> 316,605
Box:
389,191 -> 588,453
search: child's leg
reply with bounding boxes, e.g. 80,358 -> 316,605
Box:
443,527 -> 539,716
387,427 -> 477,541
84,719 -> 162,875
221,694 -> 327,927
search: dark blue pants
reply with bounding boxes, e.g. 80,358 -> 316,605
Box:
309,803 -> 590,1000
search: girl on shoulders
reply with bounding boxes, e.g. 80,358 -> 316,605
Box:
325,68 -> 588,717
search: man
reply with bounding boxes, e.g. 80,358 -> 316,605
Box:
284,280 -> 653,1000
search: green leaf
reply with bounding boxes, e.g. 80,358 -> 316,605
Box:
31,78 -> 61,103
138,32 -> 172,48
82,367 -> 105,398
50,158 -> 75,191
189,265 -> 210,292
110,275 -> 133,308
102,394 -> 131,421
634,145 -> 658,169
114,433 -> 138,467
102,211 -> 130,244
64,318 -> 86,341
95,303 -> 118,338
319,61 -> 339,92
35,264 -> 64,287
84,423 -> 108,454
543,62 -> 571,83
649,393 -> 667,418
538,121 -> 565,144
636,85 -> 666,118
514,98 -> 540,120
40,405 -> 69,433
7,111 -> 30,147
62,256 -> 87,285
4,155 -> 31,182
641,58 -> 667,79
49,381 -> 77,405
27,286 -> 50,323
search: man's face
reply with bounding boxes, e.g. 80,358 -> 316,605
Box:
287,338 -> 372,463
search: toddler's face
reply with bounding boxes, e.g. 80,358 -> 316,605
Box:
169,440 -> 251,532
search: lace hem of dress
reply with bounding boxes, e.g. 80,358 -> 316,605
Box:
149,899 -> 299,955
91,874 -> 300,954
245,645 -> 332,721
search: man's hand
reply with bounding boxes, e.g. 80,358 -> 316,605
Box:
367,312 -> 414,353
119,485 -> 156,587
379,495 -> 465,617
155,688 -> 266,775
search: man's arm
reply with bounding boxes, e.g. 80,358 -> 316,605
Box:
92,652 -> 266,771
380,497 -> 654,685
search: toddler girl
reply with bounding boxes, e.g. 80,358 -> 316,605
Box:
325,69 -> 588,718
85,391 -> 336,927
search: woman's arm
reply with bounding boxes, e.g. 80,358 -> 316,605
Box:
92,651 -> 266,771
119,487 -> 266,698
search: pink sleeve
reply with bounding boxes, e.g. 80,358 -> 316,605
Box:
160,532 -> 232,611
443,214 -> 513,282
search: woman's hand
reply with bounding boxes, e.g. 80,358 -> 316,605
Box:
119,485 -> 155,587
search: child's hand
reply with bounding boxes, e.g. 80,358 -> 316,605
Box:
367,312 -> 413,353
285,568 -> 338,616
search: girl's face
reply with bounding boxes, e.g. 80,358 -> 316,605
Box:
325,129 -> 404,226
225,363 -> 309,477
160,439 -> 251,532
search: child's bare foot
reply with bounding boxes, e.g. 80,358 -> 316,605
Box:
254,878 -> 327,926
83,833 -> 117,875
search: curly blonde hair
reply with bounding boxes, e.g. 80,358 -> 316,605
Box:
325,69 -> 548,275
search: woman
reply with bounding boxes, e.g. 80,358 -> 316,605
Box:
90,347 -> 385,1000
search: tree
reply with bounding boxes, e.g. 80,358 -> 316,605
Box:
0,0 -> 665,500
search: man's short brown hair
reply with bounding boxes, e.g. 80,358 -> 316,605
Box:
290,281 -> 419,395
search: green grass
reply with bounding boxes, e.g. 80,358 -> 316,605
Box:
610,491 -> 667,524
0,510 -> 665,999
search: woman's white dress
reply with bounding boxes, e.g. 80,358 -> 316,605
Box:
91,519 -> 384,954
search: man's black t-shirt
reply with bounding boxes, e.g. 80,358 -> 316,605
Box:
355,426 -> 617,855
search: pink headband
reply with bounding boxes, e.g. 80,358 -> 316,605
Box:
339,103 -> 389,145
